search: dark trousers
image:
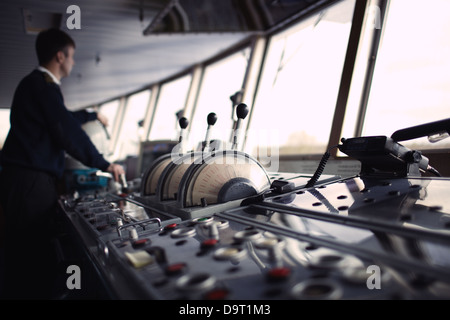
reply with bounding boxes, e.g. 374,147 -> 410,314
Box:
0,166 -> 59,299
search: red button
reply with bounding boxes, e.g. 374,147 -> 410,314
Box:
133,238 -> 150,248
164,223 -> 178,230
204,288 -> 230,300
201,239 -> 219,248
267,267 -> 291,281
165,262 -> 187,275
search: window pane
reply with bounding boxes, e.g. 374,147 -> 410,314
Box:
149,75 -> 192,141
247,0 -> 355,156
0,109 -> 10,149
188,49 -> 250,150
115,90 -> 150,159
362,0 -> 450,149
99,99 -> 120,149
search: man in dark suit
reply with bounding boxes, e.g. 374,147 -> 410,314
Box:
0,28 -> 125,299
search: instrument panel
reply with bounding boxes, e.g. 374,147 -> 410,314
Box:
60,168 -> 450,300
58,117 -> 450,300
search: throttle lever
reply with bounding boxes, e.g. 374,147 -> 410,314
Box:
231,103 -> 249,150
204,112 -> 217,152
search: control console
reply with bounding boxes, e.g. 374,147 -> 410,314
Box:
58,118 -> 450,300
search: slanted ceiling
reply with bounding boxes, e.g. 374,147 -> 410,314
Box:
0,0 -> 329,110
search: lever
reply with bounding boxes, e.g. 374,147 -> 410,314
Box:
230,90 -> 244,120
178,117 -> 189,154
391,118 -> 450,143
203,112 -> 217,152
231,103 -> 249,150
95,171 -> 113,179
120,173 -> 128,189
95,171 -> 129,192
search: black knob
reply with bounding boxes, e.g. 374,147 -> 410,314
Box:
207,112 -> 218,126
236,103 -> 249,120
179,117 -> 189,129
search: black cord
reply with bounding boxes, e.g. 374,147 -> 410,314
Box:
305,145 -> 338,188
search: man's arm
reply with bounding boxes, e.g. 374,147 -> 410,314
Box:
42,84 -> 123,179
71,109 -> 109,126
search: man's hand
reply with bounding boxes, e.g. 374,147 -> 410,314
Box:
97,113 -> 109,127
107,163 -> 125,182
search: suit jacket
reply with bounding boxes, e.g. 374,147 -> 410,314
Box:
1,70 -> 110,178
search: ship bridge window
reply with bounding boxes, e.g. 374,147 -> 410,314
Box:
114,90 -> 150,160
148,74 -> 192,141
246,0 -> 355,156
99,99 -> 120,155
355,0 -> 450,150
188,48 -> 251,151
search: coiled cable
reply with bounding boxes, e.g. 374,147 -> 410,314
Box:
305,145 -> 338,188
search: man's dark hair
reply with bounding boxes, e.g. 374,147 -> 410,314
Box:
35,28 -> 76,65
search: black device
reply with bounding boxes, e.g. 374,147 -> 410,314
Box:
338,118 -> 450,177
338,136 -> 429,177
391,117 -> 450,143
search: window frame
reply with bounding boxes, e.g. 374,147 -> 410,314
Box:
78,0 -> 450,177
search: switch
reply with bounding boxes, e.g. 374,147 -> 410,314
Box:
125,250 -> 153,268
